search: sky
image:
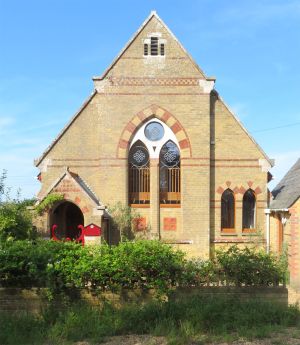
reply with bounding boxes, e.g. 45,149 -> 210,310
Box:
0,0 -> 300,199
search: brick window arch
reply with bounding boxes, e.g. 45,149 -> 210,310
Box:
159,140 -> 181,205
221,189 -> 235,231
242,189 -> 256,231
128,140 -> 150,205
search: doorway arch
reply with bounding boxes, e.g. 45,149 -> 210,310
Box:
50,201 -> 84,240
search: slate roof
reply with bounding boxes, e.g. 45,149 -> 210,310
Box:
270,158 -> 300,209
68,171 -> 100,206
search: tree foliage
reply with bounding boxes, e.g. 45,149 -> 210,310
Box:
0,170 -> 36,241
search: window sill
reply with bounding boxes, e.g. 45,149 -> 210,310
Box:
130,204 -> 150,208
143,55 -> 165,58
242,229 -> 258,235
221,228 -> 236,235
160,204 -> 181,208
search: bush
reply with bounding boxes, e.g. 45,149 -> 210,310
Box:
0,240 -> 186,294
0,240 -> 287,293
0,240 -> 84,288
0,170 -> 36,241
0,200 -> 36,241
215,245 -> 286,286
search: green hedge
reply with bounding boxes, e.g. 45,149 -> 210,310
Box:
0,240 -> 287,294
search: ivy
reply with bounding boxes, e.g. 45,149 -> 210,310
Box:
35,193 -> 64,216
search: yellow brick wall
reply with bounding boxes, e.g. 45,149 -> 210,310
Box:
35,15 -> 271,259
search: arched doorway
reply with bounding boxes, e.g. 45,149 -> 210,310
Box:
50,201 -> 84,240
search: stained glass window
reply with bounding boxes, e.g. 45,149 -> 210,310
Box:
144,122 -> 164,141
221,189 -> 235,230
159,140 -> 180,204
242,189 -> 256,229
128,141 -> 150,205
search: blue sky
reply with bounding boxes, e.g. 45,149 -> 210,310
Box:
0,0 -> 300,199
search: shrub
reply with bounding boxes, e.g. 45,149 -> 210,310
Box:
0,170 -> 36,241
0,240 -> 186,294
215,245 -> 286,286
0,240 -> 287,293
0,199 -> 36,241
0,240 -> 83,288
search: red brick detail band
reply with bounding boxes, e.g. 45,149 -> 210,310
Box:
161,111 -> 171,122
107,77 -> 200,86
179,139 -> 190,150
171,122 -> 182,134
125,122 -> 136,133
119,139 -> 129,149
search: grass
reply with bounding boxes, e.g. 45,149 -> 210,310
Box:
1,295 -> 300,345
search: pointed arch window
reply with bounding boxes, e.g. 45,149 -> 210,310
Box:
242,189 -> 256,231
221,189 -> 235,231
129,141 -> 150,205
159,140 -> 181,205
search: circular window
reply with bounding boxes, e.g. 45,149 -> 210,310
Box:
144,122 -> 164,141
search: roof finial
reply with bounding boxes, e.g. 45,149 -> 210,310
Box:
150,10 -> 157,16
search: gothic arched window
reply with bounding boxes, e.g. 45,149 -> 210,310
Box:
159,140 -> 180,204
221,189 -> 235,230
128,140 -> 150,205
242,189 -> 256,230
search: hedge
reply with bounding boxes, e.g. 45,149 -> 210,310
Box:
0,240 -> 287,294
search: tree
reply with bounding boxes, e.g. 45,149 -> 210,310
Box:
0,170 -> 36,241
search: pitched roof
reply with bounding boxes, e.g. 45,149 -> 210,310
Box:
92,10 -> 209,81
36,168 -> 101,207
270,158 -> 300,209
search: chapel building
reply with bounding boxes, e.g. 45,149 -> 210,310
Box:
34,11 -> 273,258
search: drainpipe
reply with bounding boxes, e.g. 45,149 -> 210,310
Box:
265,209 -> 271,253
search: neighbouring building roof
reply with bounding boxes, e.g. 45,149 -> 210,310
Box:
270,158 -> 300,209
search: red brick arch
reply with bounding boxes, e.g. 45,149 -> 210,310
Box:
117,104 -> 192,158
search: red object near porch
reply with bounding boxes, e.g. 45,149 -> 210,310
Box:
77,223 -> 101,246
51,223 -> 101,246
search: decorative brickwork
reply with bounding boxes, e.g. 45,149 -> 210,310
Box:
109,77 -> 200,86
133,217 -> 147,231
117,104 -> 191,159
164,217 -> 177,231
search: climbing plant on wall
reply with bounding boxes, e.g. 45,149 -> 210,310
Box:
35,193 -> 64,216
